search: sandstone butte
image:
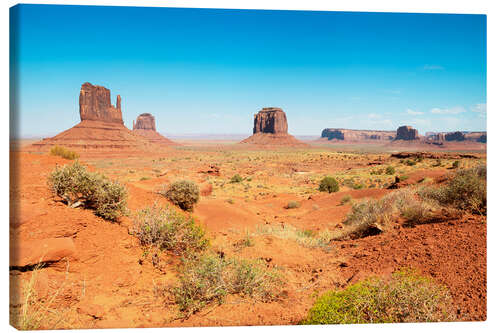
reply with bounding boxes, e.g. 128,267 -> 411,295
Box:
240,107 -> 308,146
132,113 -> 178,146
29,83 -> 170,152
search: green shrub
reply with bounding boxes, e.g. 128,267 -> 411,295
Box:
318,176 -> 339,193
49,145 -> 79,160
163,180 -> 200,211
340,195 -> 352,205
172,254 -> 282,316
400,175 -> 409,181
286,201 -> 300,209
418,166 -> 486,214
352,183 -> 364,190
385,166 -> 396,175
48,161 -> 127,220
302,268 -> 454,324
405,159 -> 417,166
452,160 -> 460,169
131,204 -> 208,256
230,174 -> 243,183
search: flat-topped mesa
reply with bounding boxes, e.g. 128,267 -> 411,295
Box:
425,131 -> 486,143
133,113 -> 156,131
253,107 -> 288,134
79,82 -> 123,124
321,128 -> 396,141
395,125 -> 420,141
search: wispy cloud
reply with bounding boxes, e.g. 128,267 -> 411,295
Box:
430,106 -> 466,115
471,103 -> 486,117
406,109 -> 423,116
423,64 -> 445,70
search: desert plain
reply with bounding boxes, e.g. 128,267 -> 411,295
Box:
9,83 -> 487,329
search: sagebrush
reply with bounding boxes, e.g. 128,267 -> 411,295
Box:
132,204 -> 208,256
49,145 -> 79,160
48,161 -> 127,220
162,180 -> 200,211
172,253 -> 282,316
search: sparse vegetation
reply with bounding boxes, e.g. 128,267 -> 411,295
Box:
318,176 -> 339,193
385,166 -> 395,175
132,204 -> 208,256
172,253 -> 282,316
162,180 -> 200,211
256,223 -> 334,249
340,195 -> 352,205
49,145 -> 79,160
302,268 -> 454,324
285,201 -> 300,209
48,161 -> 127,220
418,165 -> 486,214
230,174 -> 243,183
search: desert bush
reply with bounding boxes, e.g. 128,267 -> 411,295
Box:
418,166 -> 486,214
352,183 -> 364,190
172,253 -> 282,316
385,166 -> 396,175
340,195 -> 352,205
48,161 -> 127,220
405,159 -> 417,166
230,174 -> 243,183
400,175 -> 409,181
302,268 -> 454,325
452,160 -> 460,169
286,201 -> 300,209
318,176 -> 339,193
49,145 -> 79,160
433,159 -> 442,167
132,204 -> 208,256
163,180 -> 200,211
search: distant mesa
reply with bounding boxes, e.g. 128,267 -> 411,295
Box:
240,107 -> 308,146
132,113 -> 178,146
394,125 -> 420,141
426,131 -> 486,143
30,82 -> 169,152
321,128 -> 396,141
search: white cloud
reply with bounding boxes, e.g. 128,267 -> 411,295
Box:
471,103 -> 486,117
430,106 -> 466,115
423,64 -> 444,70
406,109 -> 423,116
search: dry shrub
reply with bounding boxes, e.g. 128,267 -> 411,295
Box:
302,268 -> 455,324
48,161 -> 127,220
49,145 -> 79,160
318,176 -> 339,193
172,253 -> 282,316
131,204 -> 208,256
162,180 -> 200,211
418,165 -> 486,214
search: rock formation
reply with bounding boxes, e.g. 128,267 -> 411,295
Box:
425,131 -> 486,143
79,82 -> 123,124
321,128 -> 396,141
395,126 -> 420,141
253,107 -> 288,134
133,113 -> 156,131
241,107 -> 307,146
132,113 -> 178,146
30,83 -> 169,152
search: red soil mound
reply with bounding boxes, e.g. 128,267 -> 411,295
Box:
240,133 -> 308,146
29,120 -> 163,152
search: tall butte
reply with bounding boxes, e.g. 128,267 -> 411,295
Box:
30,82 -> 167,152
132,113 -> 178,145
240,107 -> 307,146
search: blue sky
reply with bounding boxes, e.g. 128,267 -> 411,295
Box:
10,4 -> 486,137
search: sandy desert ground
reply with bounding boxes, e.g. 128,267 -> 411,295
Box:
9,140 -> 486,329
